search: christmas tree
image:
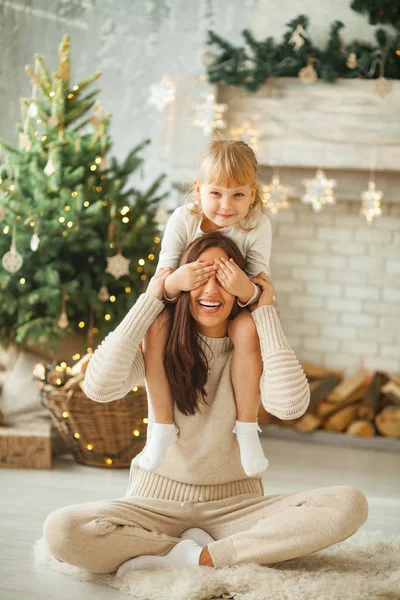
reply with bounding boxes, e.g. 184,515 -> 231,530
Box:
0,34 -> 169,355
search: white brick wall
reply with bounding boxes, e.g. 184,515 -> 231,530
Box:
270,200 -> 400,376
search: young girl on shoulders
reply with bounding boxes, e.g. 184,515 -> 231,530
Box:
139,135 -> 276,477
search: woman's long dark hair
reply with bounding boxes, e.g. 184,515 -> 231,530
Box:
162,232 -> 246,416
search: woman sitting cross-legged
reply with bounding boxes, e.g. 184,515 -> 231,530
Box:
42,232 -> 368,575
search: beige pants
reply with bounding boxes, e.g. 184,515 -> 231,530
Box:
43,483 -> 368,574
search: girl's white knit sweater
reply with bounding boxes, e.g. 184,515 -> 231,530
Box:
83,293 -> 310,501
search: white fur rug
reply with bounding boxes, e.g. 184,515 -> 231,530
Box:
33,531 -> 400,600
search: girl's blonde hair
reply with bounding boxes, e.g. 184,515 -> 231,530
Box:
185,133 -> 264,232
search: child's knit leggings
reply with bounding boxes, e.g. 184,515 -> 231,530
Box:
43,477 -> 368,574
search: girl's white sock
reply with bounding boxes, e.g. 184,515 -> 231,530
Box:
138,423 -> 179,471
115,539 -> 204,576
233,420 -> 269,477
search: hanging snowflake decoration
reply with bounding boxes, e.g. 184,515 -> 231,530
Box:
301,169 -> 337,212
147,76 -> 176,111
360,180 -> 382,224
105,251 -> 131,280
262,173 -> 290,214
289,24 -> 309,51
229,120 -> 259,152
193,93 -> 228,135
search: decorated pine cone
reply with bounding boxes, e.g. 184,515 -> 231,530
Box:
47,368 -> 68,387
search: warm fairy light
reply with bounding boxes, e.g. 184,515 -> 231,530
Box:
122,217 -> 129,223
74,432 -> 80,439
40,375 -> 45,380
105,458 -> 113,465
73,353 -> 81,360
133,430 -> 140,437
49,91 -> 55,97
62,231 -> 68,237
141,274 -> 147,281
86,444 -> 93,450
41,135 -> 47,141
154,236 -> 160,243
92,327 -> 99,334
138,259 -> 145,265
71,191 -> 78,197
120,206 -> 130,215
59,216 -> 66,223
102,200 -> 108,206
0,178 -> 2,184
68,93 -> 74,99
96,186 -> 102,192
104,314 -> 111,321
16,216 -> 21,220
19,278 -> 25,284
78,321 -> 85,328
148,253 -> 155,260
62,411 -> 69,419
56,378 -> 62,385
95,156 -> 102,164
110,295 -> 116,302
396,50 -> 400,56
73,85 -> 79,91
9,184 -> 15,191
90,165 -> 97,171
67,221 -> 73,228
66,367 -> 71,373
137,267 -> 143,273
84,201 -> 89,207
30,221 -> 35,227
133,387 -> 138,392
55,365 -> 63,372
3,226 -> 9,234
64,205 -> 71,211
143,418 -> 148,424
125,287 -> 131,293
60,362 -> 67,368
86,347 -> 93,353
110,242 -> 115,248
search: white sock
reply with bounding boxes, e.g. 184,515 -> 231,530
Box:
138,423 -> 179,471
233,420 -> 269,477
180,527 -> 215,546
115,539 -> 203,576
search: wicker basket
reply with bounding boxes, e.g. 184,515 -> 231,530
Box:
41,385 -> 148,468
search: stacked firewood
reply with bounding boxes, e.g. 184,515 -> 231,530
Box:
258,366 -> 400,439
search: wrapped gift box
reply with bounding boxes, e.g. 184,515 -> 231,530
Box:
0,416 -> 52,469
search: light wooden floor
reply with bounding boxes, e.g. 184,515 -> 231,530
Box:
1,437 -> 399,600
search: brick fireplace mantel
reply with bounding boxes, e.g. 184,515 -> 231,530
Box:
159,76 -> 400,204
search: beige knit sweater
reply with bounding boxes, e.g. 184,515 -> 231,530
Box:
83,293 -> 310,501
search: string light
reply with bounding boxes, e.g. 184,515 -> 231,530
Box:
20,278 -> 26,284
125,287 -> 131,293
67,221 -> 73,228
67,93 -> 74,99
148,254 -> 155,260
122,217 -> 129,223
78,321 -> 85,328
72,353 -> 81,360
154,237 -> 160,243
3,226 -> 10,234
49,91 -> 55,97
105,314 -> 111,321
64,205 -> 71,211
74,432 -> 80,439
133,387 -> 138,392
30,221 -> 35,227
59,216 -> 65,223
41,135 -> 47,141
90,165 -> 97,171
62,412 -> 69,418
72,85 -> 79,91
84,201 -> 89,207
95,156 -> 102,164
71,191 -> 78,197
132,430 -> 140,437
110,295 -> 116,302
138,259 -> 145,265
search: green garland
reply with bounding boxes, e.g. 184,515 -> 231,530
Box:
205,14 -> 400,92
350,0 -> 400,29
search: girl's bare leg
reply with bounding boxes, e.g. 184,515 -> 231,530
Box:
139,309 -> 178,471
